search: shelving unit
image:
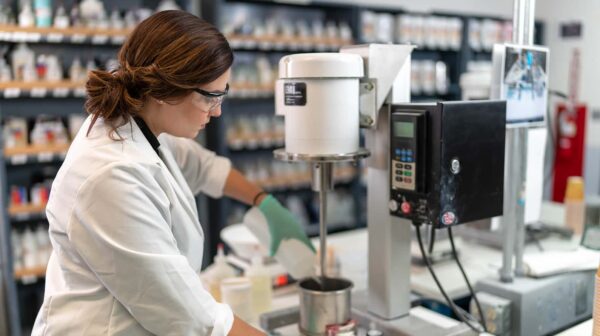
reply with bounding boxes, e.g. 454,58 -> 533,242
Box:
0,24 -> 130,45
0,2 -> 197,333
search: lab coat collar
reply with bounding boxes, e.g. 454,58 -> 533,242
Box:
95,116 -> 201,227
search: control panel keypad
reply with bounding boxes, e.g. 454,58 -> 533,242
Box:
392,148 -> 416,190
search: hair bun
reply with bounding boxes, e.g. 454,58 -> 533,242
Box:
116,69 -> 136,88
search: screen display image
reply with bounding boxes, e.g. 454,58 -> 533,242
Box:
394,122 -> 414,138
501,45 -> 549,125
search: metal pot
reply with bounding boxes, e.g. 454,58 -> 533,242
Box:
298,277 -> 353,336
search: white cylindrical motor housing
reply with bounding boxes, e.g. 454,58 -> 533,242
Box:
275,53 -> 364,155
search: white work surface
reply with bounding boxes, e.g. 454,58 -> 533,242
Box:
294,228 -> 585,302
262,227 -> 591,335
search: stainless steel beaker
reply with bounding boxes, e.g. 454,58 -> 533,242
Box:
298,277 -> 353,336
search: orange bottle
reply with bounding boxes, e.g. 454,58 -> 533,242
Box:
564,176 -> 585,235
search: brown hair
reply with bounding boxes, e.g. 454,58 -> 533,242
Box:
85,10 -> 234,137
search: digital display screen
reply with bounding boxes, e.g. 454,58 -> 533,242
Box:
394,122 -> 414,138
495,44 -> 549,125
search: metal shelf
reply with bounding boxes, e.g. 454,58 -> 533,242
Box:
227,34 -> 350,53
8,204 -> 47,218
227,140 -> 284,152
229,88 -> 274,99
0,24 -> 130,45
0,82 -> 86,99
413,47 -> 461,53
14,266 -> 46,281
4,144 -> 69,166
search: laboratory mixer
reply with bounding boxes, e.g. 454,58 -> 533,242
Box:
270,44 -> 507,336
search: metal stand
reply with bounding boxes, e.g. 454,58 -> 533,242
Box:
500,128 -> 528,281
499,0 -> 536,283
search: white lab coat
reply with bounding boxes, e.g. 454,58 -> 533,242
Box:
32,116 -> 234,335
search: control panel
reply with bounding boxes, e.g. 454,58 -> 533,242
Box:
389,110 -> 427,220
388,101 -> 506,228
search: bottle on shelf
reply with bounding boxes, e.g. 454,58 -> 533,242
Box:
0,5 -> 16,25
34,0 -> 52,28
245,250 -> 272,317
11,231 -> 23,271
69,3 -> 82,27
3,118 -> 28,149
30,115 -> 69,146
11,43 -> 36,82
79,0 -> 105,28
156,0 -> 181,12
53,4 -> 70,29
18,1 -> 35,28
109,9 -> 124,30
21,228 -> 38,270
200,244 -> 237,302
44,55 -> 63,82
69,57 -> 85,82
0,57 -> 12,82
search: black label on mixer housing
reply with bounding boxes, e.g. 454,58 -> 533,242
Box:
284,82 -> 307,106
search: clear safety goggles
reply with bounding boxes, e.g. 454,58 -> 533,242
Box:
193,84 -> 229,112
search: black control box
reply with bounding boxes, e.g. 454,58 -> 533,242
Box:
389,101 -> 506,228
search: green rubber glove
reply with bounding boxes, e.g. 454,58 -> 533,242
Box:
258,195 -> 316,257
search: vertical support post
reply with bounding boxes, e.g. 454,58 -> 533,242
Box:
366,54 -> 412,319
366,109 -> 411,319
0,110 -> 22,335
500,129 -> 528,281
500,0 -> 536,282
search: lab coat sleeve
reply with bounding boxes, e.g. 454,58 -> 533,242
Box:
68,163 -> 234,336
159,134 -> 231,198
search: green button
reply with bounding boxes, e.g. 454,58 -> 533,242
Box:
404,171 -> 412,177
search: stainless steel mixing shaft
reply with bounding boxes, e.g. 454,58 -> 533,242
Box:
311,162 -> 334,278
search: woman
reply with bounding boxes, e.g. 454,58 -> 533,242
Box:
32,10 -> 313,336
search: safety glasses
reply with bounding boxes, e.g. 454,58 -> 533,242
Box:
193,84 -> 229,112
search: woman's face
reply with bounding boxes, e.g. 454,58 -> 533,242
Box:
156,68 -> 231,138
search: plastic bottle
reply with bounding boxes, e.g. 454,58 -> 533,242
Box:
18,1 -> 35,28
109,9 -> 124,30
156,0 -> 181,12
53,5 -> 70,29
34,0 -> 52,27
69,57 -> 84,82
22,228 -> 38,269
220,277 -> 254,322
243,207 -> 316,280
245,252 -> 272,316
11,43 -> 35,82
201,244 -> 236,302
79,0 -> 104,27
11,231 -> 23,271
564,176 -> 586,235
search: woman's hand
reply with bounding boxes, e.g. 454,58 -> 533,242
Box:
257,195 -> 315,256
